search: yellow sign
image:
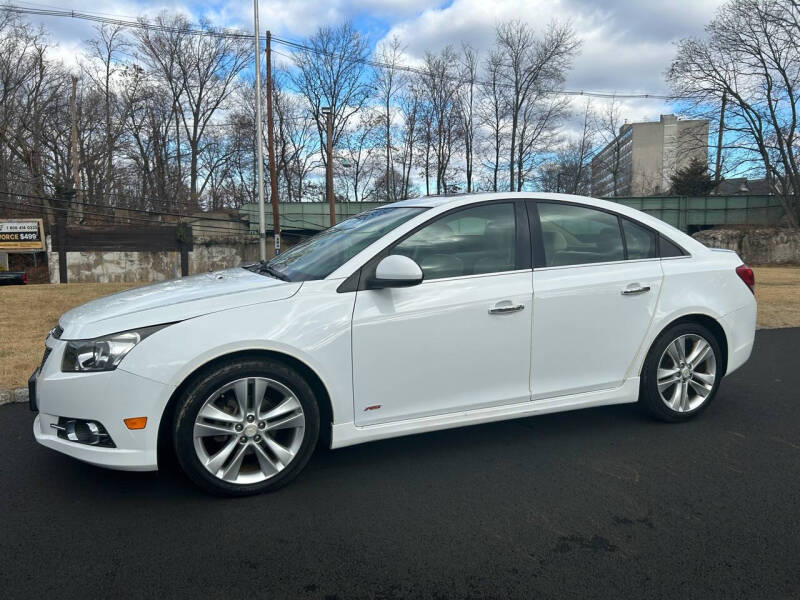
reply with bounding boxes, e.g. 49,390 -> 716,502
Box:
0,219 -> 44,250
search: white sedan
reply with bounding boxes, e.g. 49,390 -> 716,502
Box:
30,193 -> 757,495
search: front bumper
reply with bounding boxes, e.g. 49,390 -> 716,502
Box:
31,338 -> 175,471
33,414 -> 157,471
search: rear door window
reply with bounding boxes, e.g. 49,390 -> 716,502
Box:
537,203 -> 624,267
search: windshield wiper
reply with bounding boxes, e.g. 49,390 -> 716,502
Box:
255,261 -> 290,281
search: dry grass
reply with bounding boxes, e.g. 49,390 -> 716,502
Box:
753,267 -> 800,330
0,282 -> 138,389
0,269 -> 798,389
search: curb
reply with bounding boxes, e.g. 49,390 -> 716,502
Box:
0,388 -> 28,406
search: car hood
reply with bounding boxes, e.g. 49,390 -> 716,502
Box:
58,268 -> 302,340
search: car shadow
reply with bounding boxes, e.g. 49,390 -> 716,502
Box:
26,401 -> 658,502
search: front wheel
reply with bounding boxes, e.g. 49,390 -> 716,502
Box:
173,358 -> 320,496
639,323 -> 722,422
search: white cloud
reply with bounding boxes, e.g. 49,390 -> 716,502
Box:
377,0 -> 723,120
381,0 -> 719,86
20,0 -> 193,69
22,0 -> 723,124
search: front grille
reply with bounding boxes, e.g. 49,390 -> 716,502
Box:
41,347 -> 52,369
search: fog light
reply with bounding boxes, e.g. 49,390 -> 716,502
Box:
50,418 -> 115,447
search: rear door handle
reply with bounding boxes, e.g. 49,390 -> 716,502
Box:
489,302 -> 525,314
621,285 -> 651,295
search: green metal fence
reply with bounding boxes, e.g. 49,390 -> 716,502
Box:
240,202 -> 387,233
610,195 -> 784,232
241,194 -> 784,234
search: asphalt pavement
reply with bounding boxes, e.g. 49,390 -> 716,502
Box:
2,328 -> 799,599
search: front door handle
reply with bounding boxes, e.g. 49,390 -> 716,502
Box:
621,285 -> 651,296
489,302 -> 525,315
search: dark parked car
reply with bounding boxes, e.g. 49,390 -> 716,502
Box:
0,271 -> 26,285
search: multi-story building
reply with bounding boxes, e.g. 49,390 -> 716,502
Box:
591,114 -> 708,197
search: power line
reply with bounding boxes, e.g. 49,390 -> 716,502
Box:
0,178 -> 333,229
0,189 -> 336,232
4,5 -> 255,40
4,3 -> 677,101
0,196 -> 259,235
0,198 -> 317,238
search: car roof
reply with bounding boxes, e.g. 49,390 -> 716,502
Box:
393,192 -> 623,210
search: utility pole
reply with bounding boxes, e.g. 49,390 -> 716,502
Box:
714,91 -> 727,193
253,0 -> 267,260
266,30 -> 281,255
70,75 -> 82,222
322,106 -> 334,226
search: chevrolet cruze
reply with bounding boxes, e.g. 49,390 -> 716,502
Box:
30,193 -> 757,495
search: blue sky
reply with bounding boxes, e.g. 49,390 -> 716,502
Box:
22,0 -> 727,122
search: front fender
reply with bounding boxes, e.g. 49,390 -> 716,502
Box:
119,279 -> 355,427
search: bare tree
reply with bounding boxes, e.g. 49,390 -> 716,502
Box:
396,86 -> 420,199
174,21 -> 249,207
417,47 -> 462,194
0,9 -> 595,219
496,20 -> 580,191
134,13 -> 190,211
459,44 -> 478,193
84,25 -> 130,206
477,50 -> 508,192
261,68 -> 319,202
336,111 -> 381,202
668,0 -> 800,227
539,100 -> 596,194
373,36 -> 406,201
0,11 -> 67,223
568,100 -> 596,194
122,65 -> 180,212
291,22 -> 371,172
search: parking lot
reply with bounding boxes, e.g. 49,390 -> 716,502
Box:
1,328 -> 798,599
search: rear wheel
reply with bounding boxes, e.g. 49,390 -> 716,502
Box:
173,358 -> 319,496
640,323 -> 722,422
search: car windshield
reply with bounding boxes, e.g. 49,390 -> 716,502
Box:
248,206 -> 428,282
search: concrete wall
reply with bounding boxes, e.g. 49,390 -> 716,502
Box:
693,228 -> 800,264
47,235 -> 266,283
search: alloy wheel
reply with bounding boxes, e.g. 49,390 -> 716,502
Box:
192,377 -> 306,484
656,334 -> 717,413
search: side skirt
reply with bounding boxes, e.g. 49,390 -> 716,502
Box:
330,378 -> 639,449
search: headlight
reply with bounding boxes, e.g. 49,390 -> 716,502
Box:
61,324 -> 170,372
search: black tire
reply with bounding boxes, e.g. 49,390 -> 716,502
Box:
173,357 -> 320,496
639,322 -> 723,422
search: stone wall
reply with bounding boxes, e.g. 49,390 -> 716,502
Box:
693,227 -> 800,264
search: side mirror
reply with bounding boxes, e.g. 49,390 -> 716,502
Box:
371,255 -> 423,289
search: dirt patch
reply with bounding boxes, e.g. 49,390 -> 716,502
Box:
0,282 -> 139,389
753,267 -> 800,330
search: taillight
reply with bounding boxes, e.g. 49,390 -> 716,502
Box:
22,273 -> 27,283
735,264 -> 755,294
